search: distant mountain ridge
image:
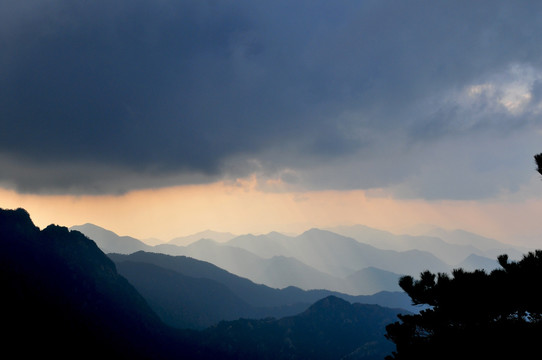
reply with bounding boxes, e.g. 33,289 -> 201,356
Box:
424,227 -> 526,259
327,224 -> 525,264
70,223 -> 151,252
168,230 -> 237,246
71,222 -> 524,296
73,224 -> 406,294
456,253 -> 502,272
228,228 -> 450,277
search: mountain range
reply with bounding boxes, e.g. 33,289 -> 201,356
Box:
327,224 -> 526,264
71,222 -> 525,296
73,223 -> 404,294
2,207 -> 407,359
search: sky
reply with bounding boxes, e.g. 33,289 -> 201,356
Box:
2,0 -> 542,247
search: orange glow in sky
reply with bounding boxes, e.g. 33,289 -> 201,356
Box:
2,178 -> 542,248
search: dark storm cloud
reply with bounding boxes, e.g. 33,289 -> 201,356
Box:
2,0 -> 542,197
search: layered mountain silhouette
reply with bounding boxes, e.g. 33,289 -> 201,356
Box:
328,224 -> 525,264
2,208 -> 408,359
73,224 -> 383,294
226,228 -> 450,277
109,251 -> 419,329
72,222 -> 525,299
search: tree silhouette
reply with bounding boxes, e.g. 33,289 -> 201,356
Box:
535,153 -> 542,176
385,252 -> 542,359
385,154 -> 542,359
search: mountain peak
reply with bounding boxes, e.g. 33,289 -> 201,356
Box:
299,228 -> 340,238
303,227 -> 326,233
304,295 -> 351,314
70,223 -> 150,255
0,207 -> 40,242
168,230 -> 236,246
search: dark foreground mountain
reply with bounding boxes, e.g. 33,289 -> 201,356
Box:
202,296 -> 400,360
1,208 -> 401,359
0,208 -> 223,359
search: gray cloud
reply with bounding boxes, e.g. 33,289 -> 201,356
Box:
2,0 -> 542,198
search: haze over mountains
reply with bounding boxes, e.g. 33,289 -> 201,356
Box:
3,207 -> 410,359
71,222 -> 526,296
108,251 -> 416,330
67,220 -> 528,334
5,207 -> 536,358
327,225 -> 526,264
